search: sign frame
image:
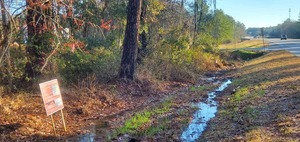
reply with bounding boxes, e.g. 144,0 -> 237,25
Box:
39,79 -> 64,116
39,79 -> 67,134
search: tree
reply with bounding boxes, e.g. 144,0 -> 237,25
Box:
25,0 -> 54,80
119,0 -> 142,80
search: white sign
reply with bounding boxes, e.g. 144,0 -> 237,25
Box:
39,79 -> 64,116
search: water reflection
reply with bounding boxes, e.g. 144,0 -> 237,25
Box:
181,80 -> 232,142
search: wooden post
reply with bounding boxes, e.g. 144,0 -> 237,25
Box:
61,110 -> 67,131
50,114 -> 57,136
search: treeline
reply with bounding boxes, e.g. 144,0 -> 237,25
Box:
0,0 -> 245,93
247,18 -> 300,38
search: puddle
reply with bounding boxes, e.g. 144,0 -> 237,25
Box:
72,120 -> 111,142
181,79 -> 232,142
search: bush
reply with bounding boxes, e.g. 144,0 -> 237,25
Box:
141,44 -> 222,82
56,47 -> 121,84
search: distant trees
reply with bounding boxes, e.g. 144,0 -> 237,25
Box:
247,19 -> 300,39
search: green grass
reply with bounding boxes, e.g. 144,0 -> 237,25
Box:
189,85 -> 207,91
231,87 -> 250,103
114,99 -> 172,137
143,119 -> 167,136
118,111 -> 152,134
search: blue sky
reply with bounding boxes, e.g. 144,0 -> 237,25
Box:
217,0 -> 300,28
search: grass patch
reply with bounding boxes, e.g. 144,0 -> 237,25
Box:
219,39 -> 267,49
231,87 -> 250,103
118,111 -> 152,134
143,119 -> 168,136
114,99 -> 172,137
189,85 -> 207,91
202,51 -> 300,141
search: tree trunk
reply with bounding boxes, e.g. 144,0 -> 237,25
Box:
0,0 -> 9,53
193,0 -> 198,44
119,0 -> 142,80
25,0 -> 52,80
0,0 -> 12,92
137,1 -> 147,63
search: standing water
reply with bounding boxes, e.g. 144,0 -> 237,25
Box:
181,79 -> 232,142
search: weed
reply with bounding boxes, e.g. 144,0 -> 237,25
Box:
219,109 -> 231,116
257,90 -> 265,96
115,99 -> 172,136
231,87 -> 249,103
280,126 -> 293,135
244,106 -> 258,120
189,85 -> 206,91
245,128 -> 272,142
143,123 -> 166,136
118,111 -> 152,134
232,78 -> 244,86
231,50 -> 265,61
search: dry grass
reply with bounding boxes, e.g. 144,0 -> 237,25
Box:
219,39 -> 268,49
201,51 -> 300,142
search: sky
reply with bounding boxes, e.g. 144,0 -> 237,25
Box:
217,0 -> 300,28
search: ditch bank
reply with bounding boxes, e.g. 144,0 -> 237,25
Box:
200,51 -> 300,142
71,72 -> 234,142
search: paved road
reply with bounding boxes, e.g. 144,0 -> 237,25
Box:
262,38 -> 300,56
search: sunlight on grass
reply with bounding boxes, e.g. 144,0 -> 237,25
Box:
245,51 -> 293,66
219,39 -> 268,49
245,128 -> 272,142
203,50 -> 300,141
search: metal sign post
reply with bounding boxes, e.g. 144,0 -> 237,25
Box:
39,79 -> 67,135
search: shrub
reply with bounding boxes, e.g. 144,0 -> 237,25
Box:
56,47 -> 121,84
141,44 -> 222,82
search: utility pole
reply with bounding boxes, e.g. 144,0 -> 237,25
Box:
261,27 -> 265,51
289,8 -> 291,21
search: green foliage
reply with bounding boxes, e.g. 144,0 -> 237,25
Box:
0,46 -> 27,91
231,50 -> 265,60
249,19 -> 300,38
56,47 -> 121,84
142,43 -> 222,82
116,99 -> 171,136
1,0 -> 247,91
143,124 -> 166,136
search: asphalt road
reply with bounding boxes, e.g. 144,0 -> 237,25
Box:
262,38 -> 300,56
